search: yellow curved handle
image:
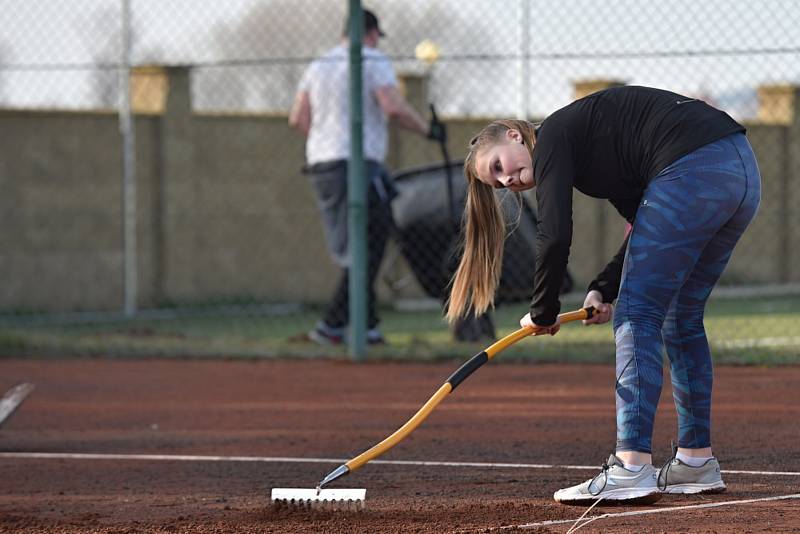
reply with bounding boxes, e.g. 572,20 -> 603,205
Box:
345,382 -> 452,472
343,306 -> 594,474
485,307 -> 593,359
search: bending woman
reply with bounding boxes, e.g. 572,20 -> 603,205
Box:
447,85 -> 760,504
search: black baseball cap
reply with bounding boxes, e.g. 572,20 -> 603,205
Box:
342,8 -> 386,37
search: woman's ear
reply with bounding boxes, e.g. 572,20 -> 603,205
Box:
506,129 -> 523,143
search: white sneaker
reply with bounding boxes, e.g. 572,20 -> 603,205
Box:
658,455 -> 727,494
554,454 -> 662,505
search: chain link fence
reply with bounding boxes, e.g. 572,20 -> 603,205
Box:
1,0 -> 798,362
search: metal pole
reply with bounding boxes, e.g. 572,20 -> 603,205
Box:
347,0 -> 367,361
119,0 -> 138,316
516,0 -> 530,120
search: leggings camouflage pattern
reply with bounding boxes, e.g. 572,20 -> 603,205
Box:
614,133 -> 761,453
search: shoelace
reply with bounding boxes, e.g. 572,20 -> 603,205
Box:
657,441 -> 679,491
589,461 -> 611,496
566,496 -> 606,534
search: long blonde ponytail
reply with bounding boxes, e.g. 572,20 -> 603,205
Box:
445,119 -> 537,323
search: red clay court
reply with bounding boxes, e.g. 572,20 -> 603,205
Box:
1,357 -> 799,533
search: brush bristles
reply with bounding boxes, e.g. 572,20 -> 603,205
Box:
270,488 -> 367,511
271,498 -> 365,511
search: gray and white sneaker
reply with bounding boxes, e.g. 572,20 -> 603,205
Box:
658,453 -> 727,494
554,454 -> 662,505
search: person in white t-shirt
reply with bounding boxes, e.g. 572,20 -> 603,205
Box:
289,8 -> 445,345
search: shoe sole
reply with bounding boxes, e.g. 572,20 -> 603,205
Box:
662,481 -> 727,494
555,488 -> 663,505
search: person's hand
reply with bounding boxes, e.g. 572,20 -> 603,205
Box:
519,312 -> 561,336
583,290 -> 613,325
427,117 -> 447,144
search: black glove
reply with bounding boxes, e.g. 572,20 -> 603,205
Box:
427,117 -> 447,144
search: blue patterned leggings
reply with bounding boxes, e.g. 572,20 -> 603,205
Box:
614,133 -> 761,453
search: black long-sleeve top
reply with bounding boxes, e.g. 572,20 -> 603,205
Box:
530,85 -> 744,326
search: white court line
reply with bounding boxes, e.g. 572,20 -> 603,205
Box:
497,493 -> 800,530
1,452 -> 799,477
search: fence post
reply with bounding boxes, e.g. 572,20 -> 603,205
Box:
348,0 -> 367,361
758,84 -> 798,282
783,87 -> 799,282
160,66 -> 195,302
119,0 -> 138,316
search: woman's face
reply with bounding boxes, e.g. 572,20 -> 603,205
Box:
474,129 -> 535,192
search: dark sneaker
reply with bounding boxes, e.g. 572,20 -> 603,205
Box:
554,454 -> 662,505
307,322 -> 345,345
658,452 -> 727,494
367,328 -> 387,345
299,323 -> 385,346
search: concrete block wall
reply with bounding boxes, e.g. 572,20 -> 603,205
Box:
0,69 -> 797,312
